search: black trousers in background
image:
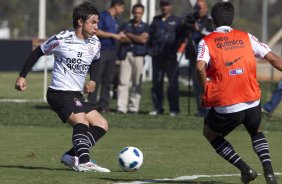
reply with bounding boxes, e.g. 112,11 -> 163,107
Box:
151,54 -> 180,113
88,49 -> 117,111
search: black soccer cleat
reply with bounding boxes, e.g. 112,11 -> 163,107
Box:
241,168 -> 258,184
265,174 -> 278,184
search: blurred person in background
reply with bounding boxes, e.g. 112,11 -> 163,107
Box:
147,0 -> 182,117
116,3 -> 149,114
196,2 -> 281,183
15,2 -> 110,172
184,0 -> 213,117
88,0 -> 126,113
262,79 -> 282,117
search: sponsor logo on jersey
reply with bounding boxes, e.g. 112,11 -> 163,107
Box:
214,36 -> 244,50
88,46 -> 94,55
74,98 -> 82,107
229,68 -> 244,75
198,42 -> 206,59
65,58 -> 90,74
225,56 -> 243,66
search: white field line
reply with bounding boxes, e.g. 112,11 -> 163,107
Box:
0,99 -> 44,103
114,173 -> 282,184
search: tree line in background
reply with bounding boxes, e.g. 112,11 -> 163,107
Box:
0,0 -> 281,41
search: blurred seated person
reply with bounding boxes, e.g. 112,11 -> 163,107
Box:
262,79 -> 282,116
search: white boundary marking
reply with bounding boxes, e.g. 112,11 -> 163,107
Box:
0,99 -> 44,103
114,173 -> 282,184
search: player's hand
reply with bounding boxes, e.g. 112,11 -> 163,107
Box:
84,80 -> 96,93
15,76 -> 27,91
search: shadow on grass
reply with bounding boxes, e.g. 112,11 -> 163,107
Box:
0,164 -> 70,171
99,177 -> 230,184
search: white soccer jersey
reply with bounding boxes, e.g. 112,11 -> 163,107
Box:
196,26 -> 271,113
41,30 -> 101,91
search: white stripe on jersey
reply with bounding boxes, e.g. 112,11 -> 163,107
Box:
40,30 -> 101,91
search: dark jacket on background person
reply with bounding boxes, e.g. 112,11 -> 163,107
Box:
185,13 -> 213,62
118,20 -> 149,60
148,15 -> 182,57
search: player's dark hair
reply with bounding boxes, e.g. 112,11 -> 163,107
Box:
211,2 -> 234,27
110,0 -> 125,7
73,1 -> 99,29
132,3 -> 145,12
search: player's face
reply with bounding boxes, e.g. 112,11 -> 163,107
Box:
82,14 -> 99,38
132,7 -> 144,22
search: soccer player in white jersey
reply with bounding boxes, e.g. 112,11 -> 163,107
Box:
15,2 -> 110,172
196,2 -> 282,184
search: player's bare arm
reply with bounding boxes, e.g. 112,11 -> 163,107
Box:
196,60 -> 207,106
264,51 -> 282,71
195,60 -> 207,95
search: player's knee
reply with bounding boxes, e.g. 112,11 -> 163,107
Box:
98,118 -> 109,132
67,113 -> 89,126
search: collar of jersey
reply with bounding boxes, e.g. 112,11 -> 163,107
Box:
215,26 -> 233,33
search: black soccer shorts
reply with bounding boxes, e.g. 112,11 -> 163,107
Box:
46,88 -> 94,123
204,104 -> 261,136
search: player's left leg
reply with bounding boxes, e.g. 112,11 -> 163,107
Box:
86,109 -> 108,143
82,109 -> 110,172
244,105 -> 278,184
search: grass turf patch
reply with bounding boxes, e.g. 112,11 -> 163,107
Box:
0,126 -> 281,184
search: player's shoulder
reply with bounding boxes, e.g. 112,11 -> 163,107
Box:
55,30 -> 74,40
88,35 -> 100,45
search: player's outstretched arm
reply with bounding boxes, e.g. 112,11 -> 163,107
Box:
15,46 -> 44,91
264,51 -> 282,72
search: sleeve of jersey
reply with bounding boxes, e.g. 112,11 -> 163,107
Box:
93,42 -> 101,60
248,33 -> 271,59
19,46 -> 44,77
40,35 -> 60,55
197,39 -> 210,64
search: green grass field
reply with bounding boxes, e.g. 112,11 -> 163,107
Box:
0,72 -> 281,184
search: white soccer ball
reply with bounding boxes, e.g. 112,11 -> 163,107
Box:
118,146 -> 143,171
